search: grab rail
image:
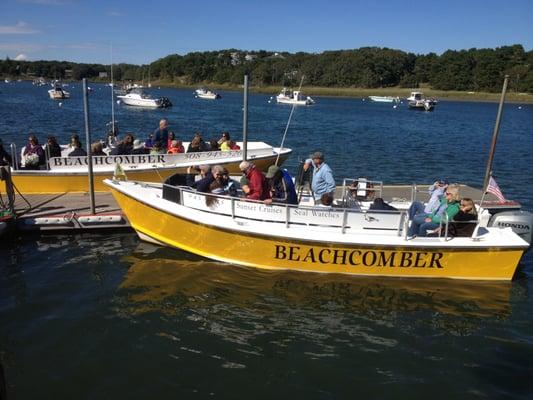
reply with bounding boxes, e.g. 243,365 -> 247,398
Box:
164,184 -> 407,236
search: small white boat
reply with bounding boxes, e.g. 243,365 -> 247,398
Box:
48,83 -> 70,99
406,91 -> 437,111
369,96 -> 400,103
276,88 -> 314,105
195,88 -> 220,100
117,89 -> 172,108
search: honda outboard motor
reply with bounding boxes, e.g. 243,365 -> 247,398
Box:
489,210 -> 533,246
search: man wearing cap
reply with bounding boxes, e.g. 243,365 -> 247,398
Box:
303,151 -> 336,203
408,178 -> 449,220
264,164 -> 298,204
239,160 -> 269,200
0,139 -> 12,166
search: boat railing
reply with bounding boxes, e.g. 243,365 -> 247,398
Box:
163,184 -> 408,236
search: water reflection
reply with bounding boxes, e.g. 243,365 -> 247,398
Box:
117,246 -> 514,343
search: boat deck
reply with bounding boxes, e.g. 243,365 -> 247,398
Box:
7,183 -> 516,233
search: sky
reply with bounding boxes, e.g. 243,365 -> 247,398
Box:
1,0 -> 532,65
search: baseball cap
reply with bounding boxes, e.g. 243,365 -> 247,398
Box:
265,165 -> 280,178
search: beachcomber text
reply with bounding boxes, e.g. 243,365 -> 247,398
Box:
274,245 -> 444,268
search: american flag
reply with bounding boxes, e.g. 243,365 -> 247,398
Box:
487,176 -> 506,202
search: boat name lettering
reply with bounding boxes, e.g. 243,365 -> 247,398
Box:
51,154 -> 166,167
184,151 -> 240,161
236,202 -> 282,214
293,208 -> 341,218
274,245 -> 444,268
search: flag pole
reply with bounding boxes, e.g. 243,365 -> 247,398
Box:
482,75 -> 509,193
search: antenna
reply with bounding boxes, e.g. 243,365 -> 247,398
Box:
110,44 -> 115,132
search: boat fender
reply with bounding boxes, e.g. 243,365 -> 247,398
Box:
489,210 -> 533,246
78,215 -> 123,224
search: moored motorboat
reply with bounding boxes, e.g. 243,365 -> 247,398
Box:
6,141 -> 291,194
368,96 -> 400,103
276,88 -> 315,105
406,91 -> 437,111
104,177 -> 531,281
48,82 -> 70,99
117,89 -> 172,108
195,88 -> 221,100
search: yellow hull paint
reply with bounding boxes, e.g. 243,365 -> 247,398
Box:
110,188 -> 525,281
9,155 -> 287,194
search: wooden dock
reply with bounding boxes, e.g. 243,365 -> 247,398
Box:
13,192 -> 130,232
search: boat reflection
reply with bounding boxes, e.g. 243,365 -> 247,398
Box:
119,247 -> 513,321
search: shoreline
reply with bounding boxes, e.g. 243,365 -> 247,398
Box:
152,81 -> 533,104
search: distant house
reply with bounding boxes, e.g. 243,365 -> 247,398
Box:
244,54 -> 257,62
266,52 -> 286,60
230,52 -> 240,66
99,72 -> 108,78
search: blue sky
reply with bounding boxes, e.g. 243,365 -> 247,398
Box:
1,0 -> 532,64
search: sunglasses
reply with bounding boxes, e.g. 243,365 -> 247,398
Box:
445,192 -> 452,196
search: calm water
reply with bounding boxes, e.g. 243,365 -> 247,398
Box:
1,81 -> 533,399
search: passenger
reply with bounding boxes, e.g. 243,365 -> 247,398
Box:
187,133 -> 207,153
105,121 -> 119,148
67,134 -> 82,153
144,134 -> 154,149
408,185 -> 461,237
217,131 -> 230,146
132,139 -> 149,155
240,175 -> 250,196
264,164 -> 298,205
91,141 -> 106,156
369,197 -> 397,211
239,160 -> 270,201
229,140 -> 240,150
222,168 -> 237,196
167,131 -> 175,150
45,135 -> 62,158
209,165 -> 226,195
153,118 -> 170,150
303,151 -> 336,204
317,192 -> 334,208
150,141 -> 164,155
167,140 -> 184,154
110,133 -> 134,155
22,134 -> 45,169
186,164 -> 214,192
408,178 -> 449,220
0,138 -> 13,166
67,138 -> 87,157
208,139 -> 220,151
450,197 -> 478,237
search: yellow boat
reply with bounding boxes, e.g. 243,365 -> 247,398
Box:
7,142 -> 291,194
104,178 -> 530,281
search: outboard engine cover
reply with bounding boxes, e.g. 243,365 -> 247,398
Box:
489,211 -> 533,245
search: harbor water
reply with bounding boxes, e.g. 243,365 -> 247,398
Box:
1,82 -> 533,398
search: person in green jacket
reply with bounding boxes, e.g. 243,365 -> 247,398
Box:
408,185 -> 461,237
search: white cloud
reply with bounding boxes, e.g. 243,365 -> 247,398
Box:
14,53 -> 29,61
0,22 -> 40,35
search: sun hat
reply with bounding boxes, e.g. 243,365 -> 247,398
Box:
266,165 -> 280,179
133,139 -> 143,150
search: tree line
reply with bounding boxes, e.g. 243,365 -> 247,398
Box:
1,45 -> 531,93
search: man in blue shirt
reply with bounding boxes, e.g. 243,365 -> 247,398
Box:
304,151 -> 336,203
153,118 -> 170,150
